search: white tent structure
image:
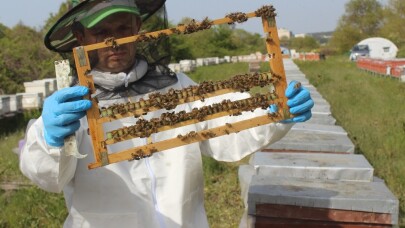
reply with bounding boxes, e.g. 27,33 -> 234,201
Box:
352,37 -> 398,60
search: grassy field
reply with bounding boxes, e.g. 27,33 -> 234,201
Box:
1,58 -> 404,227
0,112 -> 68,227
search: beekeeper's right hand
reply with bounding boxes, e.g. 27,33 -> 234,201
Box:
42,86 -> 92,147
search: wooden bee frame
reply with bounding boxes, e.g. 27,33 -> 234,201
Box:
72,5 -> 289,169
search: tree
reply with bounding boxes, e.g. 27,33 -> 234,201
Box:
379,0 -> 405,57
329,0 -> 383,53
329,22 -> 364,54
168,16 -> 267,61
0,24 -> 60,94
289,36 -> 319,52
0,23 -> 8,39
231,29 -> 266,54
41,1 -> 70,35
279,36 -> 290,49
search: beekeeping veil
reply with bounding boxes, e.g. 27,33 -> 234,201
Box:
44,0 -> 171,70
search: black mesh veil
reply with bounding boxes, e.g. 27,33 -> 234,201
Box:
136,5 -> 171,67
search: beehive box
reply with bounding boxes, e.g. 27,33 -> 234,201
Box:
239,152 -> 375,211
41,78 -> 57,95
250,152 -> 374,182
24,80 -> 50,98
264,123 -> 355,153
306,113 -> 336,125
248,176 -> 399,227
18,93 -> 43,109
9,94 -> 23,112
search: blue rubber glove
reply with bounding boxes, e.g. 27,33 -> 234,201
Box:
42,86 -> 92,147
270,80 -> 314,123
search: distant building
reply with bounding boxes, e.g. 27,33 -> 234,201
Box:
295,33 -> 307,38
278,28 -> 292,40
307,31 -> 333,44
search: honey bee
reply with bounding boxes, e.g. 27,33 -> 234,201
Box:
202,131 -> 216,138
84,69 -> 91,76
100,141 -> 107,149
104,37 -> 119,49
149,147 -> 158,155
170,28 -> 181,34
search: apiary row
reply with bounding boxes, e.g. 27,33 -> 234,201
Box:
238,59 -> 399,227
357,57 -> 405,80
0,78 -> 57,118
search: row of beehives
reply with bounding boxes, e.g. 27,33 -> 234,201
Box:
238,59 -> 399,227
0,52 -> 265,117
0,78 -> 57,118
168,52 -> 264,73
356,57 -> 405,81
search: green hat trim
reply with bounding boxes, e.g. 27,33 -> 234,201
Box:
80,5 -> 140,28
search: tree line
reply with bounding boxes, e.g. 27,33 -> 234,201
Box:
0,0 -> 404,94
330,0 -> 405,56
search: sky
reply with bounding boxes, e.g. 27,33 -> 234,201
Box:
0,0 -> 388,35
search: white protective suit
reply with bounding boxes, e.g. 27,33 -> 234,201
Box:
20,68 -> 292,228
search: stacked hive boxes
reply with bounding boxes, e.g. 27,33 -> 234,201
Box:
357,57 -> 405,78
41,78 -> 57,95
19,78 -> 56,110
17,93 -> 43,110
23,80 -> 51,98
0,79 -> 55,118
239,59 -> 399,227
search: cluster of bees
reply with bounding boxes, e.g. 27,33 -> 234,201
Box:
104,92 -> 278,143
99,72 -> 279,118
129,148 -> 155,160
103,5 -> 277,48
254,5 -> 277,18
103,17 -> 214,46
182,18 -> 213,34
225,5 -> 276,25
225,12 -> 249,24
136,32 -> 168,43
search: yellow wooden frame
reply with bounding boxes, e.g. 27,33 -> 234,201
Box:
72,5 -> 289,169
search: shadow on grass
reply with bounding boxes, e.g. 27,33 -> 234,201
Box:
0,109 -> 41,137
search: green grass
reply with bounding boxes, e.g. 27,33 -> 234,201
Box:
2,59 -> 404,227
189,62 -> 250,82
202,157 -> 246,228
0,111 -> 67,228
1,187 -> 67,227
188,62 -> 254,227
295,55 -> 405,226
0,130 -> 25,183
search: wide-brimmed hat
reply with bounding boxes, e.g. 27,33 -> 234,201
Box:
45,0 -> 165,53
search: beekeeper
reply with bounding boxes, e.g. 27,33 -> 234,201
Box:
19,0 -> 314,227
